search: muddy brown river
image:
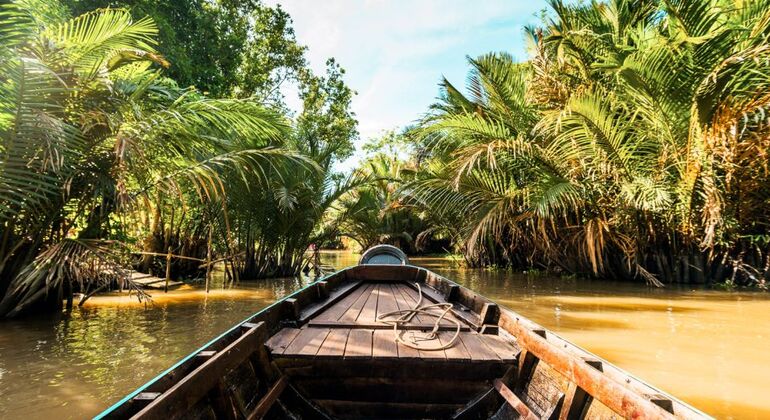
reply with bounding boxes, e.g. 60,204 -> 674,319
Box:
0,252 -> 768,419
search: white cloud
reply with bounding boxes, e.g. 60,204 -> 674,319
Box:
265,0 -> 547,171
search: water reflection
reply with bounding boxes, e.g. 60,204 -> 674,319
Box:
0,276 -> 311,419
0,251 -> 768,419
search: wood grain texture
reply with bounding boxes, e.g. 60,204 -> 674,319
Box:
316,329 -> 350,358
344,329 -> 373,359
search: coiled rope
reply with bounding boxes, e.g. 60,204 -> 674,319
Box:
376,283 -> 461,351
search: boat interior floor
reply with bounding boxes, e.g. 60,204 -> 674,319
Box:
266,281 -> 523,419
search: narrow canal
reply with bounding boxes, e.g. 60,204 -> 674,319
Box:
0,251 -> 767,419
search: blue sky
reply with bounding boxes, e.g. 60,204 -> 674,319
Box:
266,0 -> 548,170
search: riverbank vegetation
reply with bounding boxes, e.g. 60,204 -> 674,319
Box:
0,0 -> 358,316
396,0 -> 770,288
2,0 -> 769,317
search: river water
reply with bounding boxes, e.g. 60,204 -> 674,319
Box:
0,251 -> 768,419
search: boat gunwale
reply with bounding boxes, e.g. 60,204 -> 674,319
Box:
93,268 -> 347,419
416,265 -> 711,419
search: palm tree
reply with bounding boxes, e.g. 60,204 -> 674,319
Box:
408,0 -> 770,286
337,152 -> 425,252
0,3 -> 299,316
211,59 -> 361,280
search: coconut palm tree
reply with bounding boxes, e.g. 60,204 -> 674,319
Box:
407,0 -> 770,286
223,59 -> 360,279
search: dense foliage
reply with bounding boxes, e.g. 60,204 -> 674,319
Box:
228,58 -> 359,278
402,0 -> 770,287
0,0 -> 358,317
4,0 -> 769,319
335,131 -> 446,254
64,0 -> 307,100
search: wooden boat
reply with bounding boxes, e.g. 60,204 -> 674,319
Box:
96,245 -> 710,419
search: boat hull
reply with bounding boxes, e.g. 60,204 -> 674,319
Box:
96,253 -> 710,419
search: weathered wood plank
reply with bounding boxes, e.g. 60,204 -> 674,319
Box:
344,329 -> 373,359
389,282 -> 410,313
298,281 -> 361,323
372,329 -> 399,359
479,334 -> 520,362
500,314 -> 676,420
315,399 -> 464,419
461,333 -> 501,361
414,331 -> 447,360
306,320 -> 471,331
315,329 -> 350,358
245,375 -> 288,420
394,331 -> 421,360
293,377 -> 488,404
314,282 -> 368,322
209,380 -> 238,420
274,359 -> 511,380
479,302 -> 500,326
264,328 -> 301,356
339,284 -> 375,323
283,328 -> 330,357
282,298 -> 299,321
375,283 -> 400,320
252,321 -> 279,382
132,392 -> 161,401
401,281 -> 475,328
132,323 -> 264,419
356,284 -> 380,323
439,331 -> 471,361
393,283 -> 424,323
515,349 -> 539,394
316,281 -> 329,299
494,379 -> 539,420
559,382 -> 586,420
498,308 -> 701,418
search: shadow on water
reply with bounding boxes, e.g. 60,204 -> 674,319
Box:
0,251 -> 768,419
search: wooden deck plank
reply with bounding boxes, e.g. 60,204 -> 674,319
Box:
400,283 -> 462,327
265,328 -> 302,355
315,282 -> 369,322
393,283 -> 424,323
390,283 -> 419,325
372,329 -> 399,359
390,282 -> 409,311
393,330 -> 421,360
481,334 -> 520,362
316,328 -> 350,358
462,333 -> 501,361
375,283 -> 400,321
411,331 -> 446,360
339,284 -> 375,323
299,280 -> 361,323
439,331 -> 471,361
283,328 -> 331,357
344,329 -> 373,359
356,284 -> 380,323
307,320 -> 472,331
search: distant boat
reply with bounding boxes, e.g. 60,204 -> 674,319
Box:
96,245 -> 709,419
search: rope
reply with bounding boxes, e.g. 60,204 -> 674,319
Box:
376,283 -> 461,351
